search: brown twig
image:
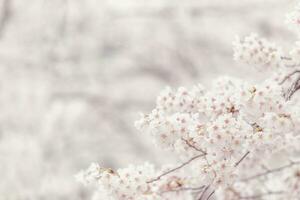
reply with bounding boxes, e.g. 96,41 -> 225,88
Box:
181,137 -> 207,154
147,153 -> 206,184
235,151 -> 250,167
284,75 -> 300,100
279,70 -> 300,85
240,160 -> 300,182
198,185 -> 210,200
206,190 -> 215,200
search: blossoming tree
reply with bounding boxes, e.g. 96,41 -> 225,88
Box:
76,4 -> 300,200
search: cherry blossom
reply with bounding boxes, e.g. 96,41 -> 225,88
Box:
77,3 -> 300,200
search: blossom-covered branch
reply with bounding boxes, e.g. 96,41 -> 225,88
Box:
77,2 -> 300,200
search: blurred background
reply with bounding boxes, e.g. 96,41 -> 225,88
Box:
0,0 -> 296,199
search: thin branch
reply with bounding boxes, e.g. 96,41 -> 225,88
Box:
206,190 -> 215,200
278,69 -> 300,100
235,151 -> 250,167
147,154 -> 206,184
181,137 -> 207,154
284,75 -> 300,100
240,160 -> 300,182
280,56 -> 300,68
279,70 -> 300,85
198,185 -> 210,200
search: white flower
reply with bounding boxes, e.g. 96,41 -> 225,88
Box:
75,162 -> 102,186
233,33 -> 282,68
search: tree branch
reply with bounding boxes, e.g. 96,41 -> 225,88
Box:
147,153 -> 206,184
161,185 -> 206,194
206,190 -> 215,200
181,137 -> 207,154
235,151 -> 250,167
279,70 -> 300,85
240,160 -> 300,182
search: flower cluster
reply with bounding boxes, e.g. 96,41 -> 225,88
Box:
77,3 -> 300,200
233,33 -> 282,68
76,163 -> 159,200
